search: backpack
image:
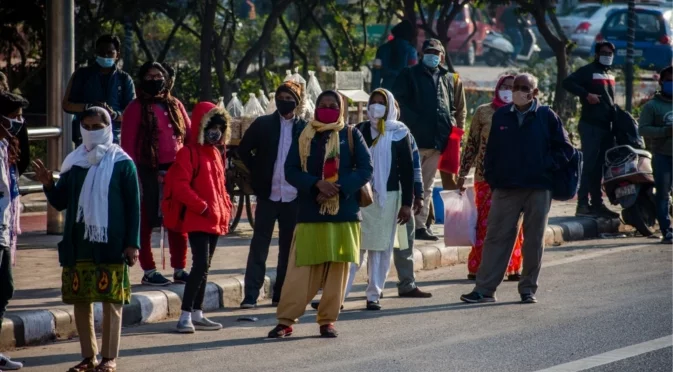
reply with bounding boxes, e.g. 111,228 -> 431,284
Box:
539,106 -> 583,201
161,147 -> 200,231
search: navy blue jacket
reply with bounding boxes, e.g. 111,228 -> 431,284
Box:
284,127 -> 373,223
484,101 -> 574,191
63,65 -> 135,144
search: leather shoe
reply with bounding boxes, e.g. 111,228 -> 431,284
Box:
415,228 -> 439,241
399,288 -> 432,298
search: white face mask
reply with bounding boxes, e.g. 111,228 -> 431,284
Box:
498,90 -> 513,104
368,103 -> 387,121
599,55 -> 613,66
80,125 -> 112,152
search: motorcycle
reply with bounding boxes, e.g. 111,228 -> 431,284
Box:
602,145 -> 657,236
482,27 -> 541,67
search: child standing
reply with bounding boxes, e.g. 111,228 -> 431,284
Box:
162,102 -> 233,333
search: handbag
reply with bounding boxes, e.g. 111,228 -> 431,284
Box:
346,125 -> 374,208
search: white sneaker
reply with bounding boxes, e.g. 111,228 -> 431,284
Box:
193,317 -> 223,331
176,318 -> 195,333
0,354 -> 23,370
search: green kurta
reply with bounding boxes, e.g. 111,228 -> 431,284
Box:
294,222 -> 361,267
45,160 -> 141,304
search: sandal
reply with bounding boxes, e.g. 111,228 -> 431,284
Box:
67,358 -> 98,372
93,359 -> 116,372
267,324 -> 293,338
319,324 -> 338,338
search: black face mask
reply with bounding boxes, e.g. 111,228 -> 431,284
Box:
275,99 -> 297,116
141,79 -> 165,96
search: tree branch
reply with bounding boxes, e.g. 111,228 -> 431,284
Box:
309,7 -> 340,68
157,13 -> 189,62
131,21 -> 155,61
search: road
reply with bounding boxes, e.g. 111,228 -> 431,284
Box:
9,237 -> 672,372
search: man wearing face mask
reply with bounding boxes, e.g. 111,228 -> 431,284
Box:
0,91 -> 30,177
63,34 -> 135,146
563,41 -> 619,219
238,81 -> 307,309
638,65 -> 673,243
393,38 -> 466,241
461,73 -> 575,304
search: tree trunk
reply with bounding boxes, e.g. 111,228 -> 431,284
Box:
310,10 -> 339,68
199,0 -> 217,101
233,0 -> 293,80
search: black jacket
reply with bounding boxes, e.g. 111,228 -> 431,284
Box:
393,64 -> 457,151
484,102 -> 575,191
237,112 -> 307,200
562,61 -> 615,127
355,121 -> 414,207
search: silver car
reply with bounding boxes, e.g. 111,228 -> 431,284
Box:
565,4 -> 630,56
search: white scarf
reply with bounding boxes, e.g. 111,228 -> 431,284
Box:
60,123 -> 130,243
368,89 -> 410,207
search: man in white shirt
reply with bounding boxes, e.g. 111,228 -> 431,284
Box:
238,81 -> 306,308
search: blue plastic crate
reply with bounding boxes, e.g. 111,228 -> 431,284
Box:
432,186 -> 444,224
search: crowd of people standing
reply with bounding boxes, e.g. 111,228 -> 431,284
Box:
0,22 -> 670,370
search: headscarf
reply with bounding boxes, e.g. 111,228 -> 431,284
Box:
492,74 -> 515,110
136,62 -> 187,168
60,108 -> 131,243
367,88 -> 410,207
298,90 -> 347,215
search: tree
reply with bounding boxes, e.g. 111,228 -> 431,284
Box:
482,0 -> 574,119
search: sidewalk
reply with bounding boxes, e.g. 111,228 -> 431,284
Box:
1,201 -> 628,350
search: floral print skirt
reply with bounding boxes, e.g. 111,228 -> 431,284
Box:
467,181 -> 523,276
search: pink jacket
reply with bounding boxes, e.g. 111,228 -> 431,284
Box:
121,99 -> 192,165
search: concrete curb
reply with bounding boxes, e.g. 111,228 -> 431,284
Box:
0,217 -> 623,351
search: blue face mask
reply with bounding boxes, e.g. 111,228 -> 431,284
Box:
96,56 -> 116,68
422,54 -> 441,69
662,81 -> 672,95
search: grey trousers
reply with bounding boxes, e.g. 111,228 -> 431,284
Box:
393,218 -> 417,294
474,188 -> 552,297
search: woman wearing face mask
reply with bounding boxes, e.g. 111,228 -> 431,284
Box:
162,102 -> 233,333
0,91 -> 30,372
33,107 -> 141,372
344,88 -> 413,311
268,91 -> 373,339
121,61 -> 192,287
457,74 -> 523,281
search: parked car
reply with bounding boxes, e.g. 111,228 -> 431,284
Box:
593,6 -> 673,71
565,4 -> 631,56
416,4 -> 492,66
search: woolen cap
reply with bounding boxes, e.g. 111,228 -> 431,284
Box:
276,81 -> 303,103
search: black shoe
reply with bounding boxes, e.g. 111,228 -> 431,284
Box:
240,300 -> 257,309
366,300 -> 381,310
507,273 -> 521,281
267,324 -> 293,338
415,228 -> 439,241
662,231 -> 673,244
141,271 -> 171,286
520,293 -> 538,303
467,274 -> 476,281
310,301 -> 343,310
575,204 -> 594,217
319,324 -> 338,338
460,291 -> 496,303
173,270 -> 189,284
399,288 -> 432,298
592,204 -> 620,219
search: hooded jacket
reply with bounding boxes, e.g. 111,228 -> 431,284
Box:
162,102 -> 233,235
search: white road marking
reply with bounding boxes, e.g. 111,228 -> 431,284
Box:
535,336 -> 672,372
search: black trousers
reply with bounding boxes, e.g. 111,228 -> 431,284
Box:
578,121 -> 615,207
243,198 -> 298,303
0,245 -> 13,332
181,232 -> 219,312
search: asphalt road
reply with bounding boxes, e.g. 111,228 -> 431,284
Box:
9,237 -> 672,372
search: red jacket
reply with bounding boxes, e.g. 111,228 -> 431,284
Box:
162,102 -> 233,235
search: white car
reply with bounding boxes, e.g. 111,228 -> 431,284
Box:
563,4 -> 628,56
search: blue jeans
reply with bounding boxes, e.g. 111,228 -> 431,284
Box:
653,154 -> 672,235
505,28 -> 524,61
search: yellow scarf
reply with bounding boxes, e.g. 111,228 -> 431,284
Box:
299,116 -> 346,216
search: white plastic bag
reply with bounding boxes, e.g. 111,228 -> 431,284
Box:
242,93 -> 265,136
306,70 -> 323,104
226,93 -> 244,140
441,189 -> 477,247
265,92 -> 277,115
258,89 -> 269,112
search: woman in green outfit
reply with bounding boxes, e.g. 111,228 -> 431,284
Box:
267,90 -> 373,339
33,107 -> 140,372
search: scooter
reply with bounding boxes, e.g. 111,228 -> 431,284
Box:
602,145 -> 657,236
482,27 -> 541,67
